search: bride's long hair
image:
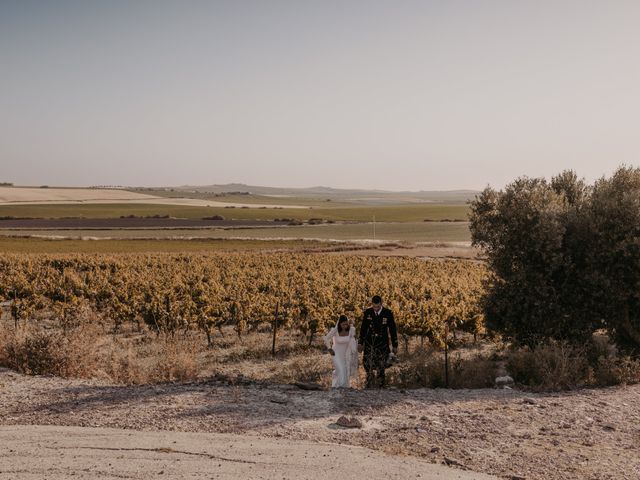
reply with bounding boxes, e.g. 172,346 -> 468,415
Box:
336,314 -> 350,332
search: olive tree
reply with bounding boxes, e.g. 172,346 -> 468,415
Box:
469,172 -> 594,346
471,166 -> 640,354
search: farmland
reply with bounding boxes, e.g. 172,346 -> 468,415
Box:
0,222 -> 471,243
0,201 -> 470,222
0,237 -> 329,254
0,252 -> 487,340
0,186 -> 473,252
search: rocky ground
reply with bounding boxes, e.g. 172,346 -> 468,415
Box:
1,368 -> 639,479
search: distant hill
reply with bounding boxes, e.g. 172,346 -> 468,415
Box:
174,184 -> 478,204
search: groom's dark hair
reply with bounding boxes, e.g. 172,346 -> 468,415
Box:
372,295 -> 382,305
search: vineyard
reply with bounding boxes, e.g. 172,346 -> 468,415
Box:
0,253 -> 487,353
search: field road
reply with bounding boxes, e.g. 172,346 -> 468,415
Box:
0,425 -> 496,480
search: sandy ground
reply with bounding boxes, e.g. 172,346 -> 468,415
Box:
1,369 -> 639,479
0,425 -> 494,480
0,218 -> 287,228
0,187 -> 307,209
330,244 -> 480,260
0,187 -> 157,203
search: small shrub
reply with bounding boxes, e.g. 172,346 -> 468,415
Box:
592,355 -> 640,386
386,348 -> 496,389
505,337 -> 640,390
506,341 -> 591,391
449,354 -> 497,389
387,349 -> 445,388
1,329 -> 63,374
586,334 -> 640,386
0,325 -> 99,377
268,356 -> 330,384
99,345 -> 147,384
149,338 -> 199,383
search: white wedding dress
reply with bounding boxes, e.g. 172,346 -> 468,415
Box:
323,325 -> 359,388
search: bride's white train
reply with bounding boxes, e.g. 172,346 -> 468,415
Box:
323,315 -> 359,388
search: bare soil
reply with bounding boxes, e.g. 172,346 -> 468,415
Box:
0,425 -> 494,480
0,187 -> 307,209
1,368 -> 638,479
330,244 -> 480,260
0,218 -> 289,228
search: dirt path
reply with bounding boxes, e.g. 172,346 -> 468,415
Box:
1,369 -> 639,479
0,425 -> 494,480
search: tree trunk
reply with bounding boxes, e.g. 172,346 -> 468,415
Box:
621,303 -> 640,347
444,323 -> 450,388
402,333 -> 410,354
272,301 -> 279,356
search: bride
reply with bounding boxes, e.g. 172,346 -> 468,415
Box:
323,315 -> 359,388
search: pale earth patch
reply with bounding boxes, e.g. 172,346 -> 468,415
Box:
0,187 -> 308,209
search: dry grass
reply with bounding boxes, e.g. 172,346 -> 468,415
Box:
2,312 -> 639,391
386,347 -> 497,389
0,319 -> 201,384
0,323 -> 100,377
505,336 -> 640,391
506,341 -> 591,391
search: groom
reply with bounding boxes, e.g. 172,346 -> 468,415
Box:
358,295 -> 398,388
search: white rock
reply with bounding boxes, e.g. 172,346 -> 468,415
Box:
495,375 -> 515,388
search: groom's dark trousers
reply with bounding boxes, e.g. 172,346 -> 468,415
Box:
359,306 -> 398,388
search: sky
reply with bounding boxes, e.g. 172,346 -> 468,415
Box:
1,0 -> 639,191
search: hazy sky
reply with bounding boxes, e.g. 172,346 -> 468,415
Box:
1,1 -> 639,191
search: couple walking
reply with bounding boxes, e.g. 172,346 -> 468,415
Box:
323,295 -> 398,389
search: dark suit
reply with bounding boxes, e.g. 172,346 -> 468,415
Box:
359,306 -> 398,387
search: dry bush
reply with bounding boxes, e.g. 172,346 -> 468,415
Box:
386,348 -> 496,389
96,334 -> 202,384
387,348 -> 445,388
216,329 -> 321,364
0,323 -> 101,377
586,334 -> 640,386
0,322 -> 9,366
449,354 -> 497,388
0,316 -> 203,385
98,344 -> 147,384
593,355 -> 640,386
149,337 -> 199,383
506,337 -> 640,391
266,355 -> 332,385
506,341 -> 591,391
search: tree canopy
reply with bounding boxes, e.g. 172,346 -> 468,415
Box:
470,166 -> 640,354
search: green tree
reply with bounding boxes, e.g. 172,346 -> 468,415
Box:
471,166 -> 640,354
469,173 -> 594,345
586,167 -> 640,353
